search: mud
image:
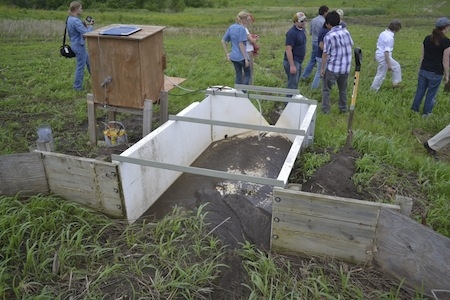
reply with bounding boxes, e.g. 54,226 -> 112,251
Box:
144,133 -> 292,218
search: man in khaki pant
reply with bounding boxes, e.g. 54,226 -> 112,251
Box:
423,125 -> 450,157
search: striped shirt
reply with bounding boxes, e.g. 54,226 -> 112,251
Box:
323,25 -> 354,74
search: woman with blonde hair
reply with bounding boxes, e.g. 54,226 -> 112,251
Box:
240,11 -> 259,85
221,10 -> 252,86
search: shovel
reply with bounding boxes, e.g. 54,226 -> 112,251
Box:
344,47 -> 363,150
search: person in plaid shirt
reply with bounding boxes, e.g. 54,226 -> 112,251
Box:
320,10 -> 354,114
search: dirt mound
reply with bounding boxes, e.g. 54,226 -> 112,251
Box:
301,148 -> 371,200
195,190 -> 271,299
195,190 -> 272,250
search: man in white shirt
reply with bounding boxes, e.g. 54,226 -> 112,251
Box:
370,20 -> 402,91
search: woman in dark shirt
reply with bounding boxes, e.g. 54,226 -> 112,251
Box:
411,17 -> 450,116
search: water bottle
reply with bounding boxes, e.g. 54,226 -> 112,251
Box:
37,125 -> 53,142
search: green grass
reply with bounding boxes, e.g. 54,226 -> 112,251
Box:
0,195 -> 425,299
1,1 -> 450,298
0,196 -> 226,298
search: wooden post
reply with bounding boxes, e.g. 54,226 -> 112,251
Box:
108,110 -> 116,122
36,140 -> 55,152
159,90 -> 168,125
143,99 -> 153,137
394,195 -> 413,217
87,93 -> 97,146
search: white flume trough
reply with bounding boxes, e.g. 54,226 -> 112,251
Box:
112,85 -> 317,223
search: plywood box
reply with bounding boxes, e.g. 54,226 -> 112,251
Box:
85,24 -> 166,109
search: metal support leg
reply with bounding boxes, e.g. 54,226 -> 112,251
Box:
143,99 -> 153,137
87,93 -> 97,146
159,90 -> 168,125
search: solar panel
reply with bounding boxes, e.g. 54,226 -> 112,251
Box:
99,26 -> 141,36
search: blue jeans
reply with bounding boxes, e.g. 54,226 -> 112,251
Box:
311,57 -> 322,89
232,60 -> 251,85
71,44 -> 90,91
411,69 -> 442,115
283,60 -> 301,92
302,41 -> 318,79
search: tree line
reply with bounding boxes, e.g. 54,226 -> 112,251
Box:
0,0 -> 221,12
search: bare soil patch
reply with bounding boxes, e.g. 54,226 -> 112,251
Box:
201,146 -> 425,299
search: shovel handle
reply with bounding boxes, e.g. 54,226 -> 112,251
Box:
354,47 -> 362,72
350,72 -> 360,108
350,48 -> 362,108
345,48 -> 362,149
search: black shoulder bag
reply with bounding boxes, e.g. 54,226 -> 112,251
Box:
60,16 -> 76,58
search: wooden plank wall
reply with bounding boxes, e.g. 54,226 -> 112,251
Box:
0,152 -> 49,196
86,25 -> 165,108
374,208 -> 450,296
38,151 -> 125,218
271,188 -> 400,265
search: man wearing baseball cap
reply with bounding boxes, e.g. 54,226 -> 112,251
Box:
283,12 -> 307,95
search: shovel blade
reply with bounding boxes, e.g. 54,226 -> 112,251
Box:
344,130 -> 353,150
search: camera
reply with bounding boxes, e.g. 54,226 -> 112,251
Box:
86,16 -> 93,23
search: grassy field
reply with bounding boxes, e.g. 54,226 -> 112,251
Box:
1,1 -> 450,298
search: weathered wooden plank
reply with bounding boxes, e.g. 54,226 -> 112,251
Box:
273,189 -> 399,226
271,188 -> 401,264
94,164 -> 125,218
272,213 -> 377,246
272,209 -> 377,264
271,229 -> 373,264
44,154 -> 96,196
43,153 -> 97,177
46,169 -> 96,188
374,208 -> 450,296
0,152 -> 48,196
38,151 -> 125,218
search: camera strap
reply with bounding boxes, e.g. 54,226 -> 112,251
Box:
63,16 -> 69,46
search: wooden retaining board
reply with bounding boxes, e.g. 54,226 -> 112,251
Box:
374,208 -> 450,296
38,151 -> 125,218
271,188 -> 400,264
0,152 -> 49,196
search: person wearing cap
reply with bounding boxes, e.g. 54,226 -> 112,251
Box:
301,6 -> 329,81
411,17 -> 450,117
320,11 -> 354,114
423,124 -> 450,159
370,20 -> 403,92
283,12 -> 307,94
336,9 -> 347,28
222,11 -> 251,86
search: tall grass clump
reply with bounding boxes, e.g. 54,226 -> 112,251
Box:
0,196 -> 226,299
239,242 -> 425,300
